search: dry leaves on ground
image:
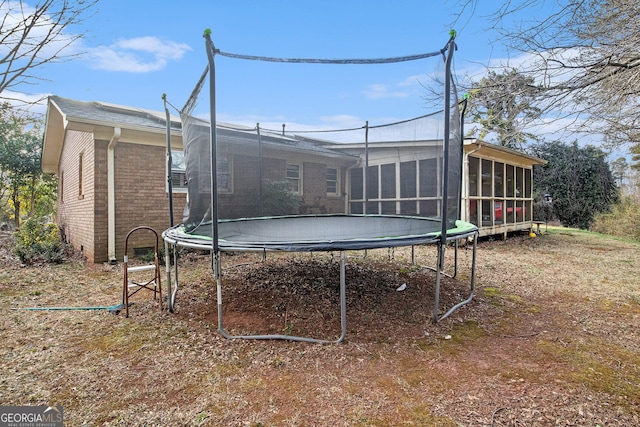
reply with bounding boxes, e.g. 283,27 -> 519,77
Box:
0,228 -> 639,426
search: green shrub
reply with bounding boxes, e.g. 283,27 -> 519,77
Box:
261,180 -> 303,216
591,197 -> 640,241
14,218 -> 65,264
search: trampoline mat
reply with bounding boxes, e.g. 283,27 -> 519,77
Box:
163,215 -> 477,252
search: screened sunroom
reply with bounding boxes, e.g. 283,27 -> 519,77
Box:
462,140 -> 546,238
325,138 -> 545,239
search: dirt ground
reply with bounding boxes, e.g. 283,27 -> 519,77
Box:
0,228 -> 639,426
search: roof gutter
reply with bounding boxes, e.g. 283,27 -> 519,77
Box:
107,127 -> 121,263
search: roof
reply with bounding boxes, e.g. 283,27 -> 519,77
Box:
49,96 -> 183,132
42,96 -> 184,173
42,96 -> 358,174
216,124 -> 359,159
463,139 -> 547,166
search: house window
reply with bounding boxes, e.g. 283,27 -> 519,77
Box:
516,166 -> 524,197
286,163 -> 302,194
326,167 -> 339,196
468,156 -> 479,197
217,155 -> 232,193
169,150 -> 232,193
400,161 -> 417,215
78,152 -> 84,198
494,162 -> 504,197
366,165 -> 378,214
481,159 -> 492,196
506,164 -> 515,197
170,150 -> 188,192
419,158 -> 438,197
349,167 -> 363,214
380,164 -> 396,198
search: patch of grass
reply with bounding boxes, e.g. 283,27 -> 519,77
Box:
434,320 -> 488,356
536,338 -> 640,407
481,286 -> 505,308
407,404 -> 458,426
448,320 -> 486,343
481,286 -> 524,308
84,324 -> 146,353
482,286 -> 502,297
547,225 -> 640,245
80,321 -> 178,355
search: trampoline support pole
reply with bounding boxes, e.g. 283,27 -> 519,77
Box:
433,241 -> 444,323
215,252 -> 224,335
438,231 -> 477,322
165,239 -> 173,312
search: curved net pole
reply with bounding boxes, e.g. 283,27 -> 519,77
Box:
162,94 -> 175,228
204,32 -> 219,254
458,95 -> 469,216
364,121 -> 369,215
433,36 -> 457,323
203,31 -> 226,338
256,123 -> 264,216
162,94 -> 175,312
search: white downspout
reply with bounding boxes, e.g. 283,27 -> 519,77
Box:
107,127 -> 121,263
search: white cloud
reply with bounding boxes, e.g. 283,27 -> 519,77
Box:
89,37 -> 192,73
363,83 -> 409,99
398,74 -> 424,87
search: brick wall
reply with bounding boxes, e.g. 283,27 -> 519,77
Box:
93,140 -> 109,262
300,162 -> 345,214
57,130 -> 96,262
58,134 -> 186,264
57,131 -> 349,262
113,142 -> 186,261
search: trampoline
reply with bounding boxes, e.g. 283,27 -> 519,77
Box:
164,214 -> 477,251
162,30 -> 479,343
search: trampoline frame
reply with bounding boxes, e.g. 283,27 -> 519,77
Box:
162,217 -> 478,344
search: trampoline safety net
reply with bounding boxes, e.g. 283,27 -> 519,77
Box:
177,33 -> 462,242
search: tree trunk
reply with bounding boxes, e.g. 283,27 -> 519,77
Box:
12,182 -> 20,228
29,174 -> 36,217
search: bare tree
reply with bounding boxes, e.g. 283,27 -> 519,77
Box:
482,0 -> 640,149
0,0 -> 98,104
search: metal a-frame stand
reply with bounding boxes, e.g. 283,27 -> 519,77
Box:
123,226 -> 163,317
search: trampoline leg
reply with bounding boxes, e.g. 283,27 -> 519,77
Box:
432,241 -> 445,323
167,241 -> 179,313
438,231 -> 478,322
165,240 -> 173,312
215,251 -> 224,336
339,251 -> 347,340
452,239 -> 459,278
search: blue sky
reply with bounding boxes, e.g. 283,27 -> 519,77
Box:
10,1 -> 512,132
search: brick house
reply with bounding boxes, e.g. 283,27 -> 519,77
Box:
42,96 -> 358,263
42,96 -> 545,263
